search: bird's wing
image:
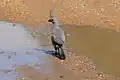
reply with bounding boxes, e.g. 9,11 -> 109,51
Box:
53,28 -> 65,44
54,35 -> 64,45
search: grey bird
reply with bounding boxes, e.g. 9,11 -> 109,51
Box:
48,10 -> 66,60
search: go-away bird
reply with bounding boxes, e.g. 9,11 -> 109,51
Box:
48,10 -> 66,60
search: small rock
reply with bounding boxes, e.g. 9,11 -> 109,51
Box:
60,75 -> 64,79
66,34 -> 71,36
25,52 -> 32,54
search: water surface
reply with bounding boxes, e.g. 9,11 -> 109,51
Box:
62,25 -> 120,76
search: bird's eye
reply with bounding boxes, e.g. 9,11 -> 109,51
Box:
51,19 -> 54,22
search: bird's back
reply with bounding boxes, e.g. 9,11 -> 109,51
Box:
52,27 -> 65,45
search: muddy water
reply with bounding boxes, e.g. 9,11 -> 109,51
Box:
62,25 -> 120,76
1,20 -> 120,80
26,24 -> 120,77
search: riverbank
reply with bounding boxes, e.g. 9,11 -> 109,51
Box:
16,53 -> 120,80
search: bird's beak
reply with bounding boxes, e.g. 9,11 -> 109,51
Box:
48,19 -> 51,22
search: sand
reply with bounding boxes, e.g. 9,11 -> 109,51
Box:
16,53 -> 120,80
0,0 -> 120,28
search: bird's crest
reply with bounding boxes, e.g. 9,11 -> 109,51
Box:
48,9 -> 60,27
50,9 -> 54,18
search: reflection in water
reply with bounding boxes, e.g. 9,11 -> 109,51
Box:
0,48 -> 56,80
0,21 -> 39,50
0,21 -> 54,80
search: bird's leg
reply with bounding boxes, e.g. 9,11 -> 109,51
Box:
56,45 -> 60,55
54,44 -> 66,60
58,47 -> 66,60
58,46 -> 63,55
54,44 -> 59,55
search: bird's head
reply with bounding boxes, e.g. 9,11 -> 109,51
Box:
48,18 -> 54,23
48,9 -> 59,26
48,10 -> 56,24
48,18 -> 57,24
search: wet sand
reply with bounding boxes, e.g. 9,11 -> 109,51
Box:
16,53 -> 120,80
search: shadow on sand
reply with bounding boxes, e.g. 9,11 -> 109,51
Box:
0,48 -> 66,60
34,49 -> 66,60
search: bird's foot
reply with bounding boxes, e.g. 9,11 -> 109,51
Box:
59,54 -> 66,60
55,51 -> 59,56
54,51 -> 66,60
